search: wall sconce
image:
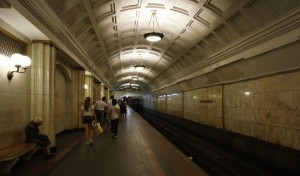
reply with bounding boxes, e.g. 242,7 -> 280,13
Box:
244,91 -> 251,96
144,10 -> 164,42
7,53 -> 32,80
84,84 -> 88,89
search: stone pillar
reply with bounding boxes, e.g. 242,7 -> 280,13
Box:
84,75 -> 94,101
66,68 -> 85,128
94,82 -> 101,101
29,42 -> 56,146
100,84 -> 105,99
109,90 -> 113,98
105,87 -> 109,99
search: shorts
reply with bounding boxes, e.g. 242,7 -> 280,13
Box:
83,116 -> 93,124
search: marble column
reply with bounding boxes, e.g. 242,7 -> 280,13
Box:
106,88 -> 111,99
100,84 -> 105,99
94,82 -> 102,101
66,68 -> 85,128
104,86 -> 109,99
29,42 -> 56,146
84,75 -> 94,101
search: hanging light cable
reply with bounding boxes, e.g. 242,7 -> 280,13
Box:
131,67 -> 139,80
131,62 -> 139,80
134,54 -> 145,70
144,10 -> 164,42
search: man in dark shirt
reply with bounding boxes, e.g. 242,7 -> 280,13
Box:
25,117 -> 55,158
120,101 -> 127,120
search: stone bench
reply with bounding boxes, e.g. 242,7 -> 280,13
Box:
0,143 -> 38,174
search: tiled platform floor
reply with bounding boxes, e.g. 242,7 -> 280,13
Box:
7,107 -> 207,176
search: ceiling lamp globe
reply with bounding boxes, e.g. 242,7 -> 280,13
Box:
144,32 -> 164,42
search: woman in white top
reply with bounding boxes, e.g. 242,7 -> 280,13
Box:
81,97 -> 96,145
109,99 -> 120,138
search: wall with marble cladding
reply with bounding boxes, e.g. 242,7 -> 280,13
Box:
0,57 -> 31,149
157,95 -> 167,114
223,71 -> 300,150
142,94 -> 155,110
55,67 -> 67,134
166,92 -> 183,118
184,86 -> 223,128
66,68 -> 85,129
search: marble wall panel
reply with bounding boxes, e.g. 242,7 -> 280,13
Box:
142,94 -> 155,110
277,127 -> 294,147
294,130 -> 300,150
157,95 -> 166,114
0,69 -> 31,149
66,68 -> 85,128
183,86 -> 223,128
94,83 -> 102,101
0,40 -> 86,150
55,67 -> 67,134
224,71 -> 300,150
166,92 -> 183,117
148,71 -> 300,150
85,75 -> 94,99
293,91 -> 300,110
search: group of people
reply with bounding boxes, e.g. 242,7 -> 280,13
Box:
81,95 -> 127,145
24,95 -> 127,160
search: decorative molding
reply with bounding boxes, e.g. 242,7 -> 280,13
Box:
0,30 -> 26,56
151,11 -> 300,90
14,0 -> 114,89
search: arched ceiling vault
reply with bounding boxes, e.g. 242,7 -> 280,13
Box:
5,0 -> 300,91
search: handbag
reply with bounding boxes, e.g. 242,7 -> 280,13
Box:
93,122 -> 103,135
113,106 -> 122,119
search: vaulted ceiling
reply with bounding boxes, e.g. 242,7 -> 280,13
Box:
2,0 -> 299,91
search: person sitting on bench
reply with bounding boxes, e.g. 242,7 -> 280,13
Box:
25,117 -> 55,159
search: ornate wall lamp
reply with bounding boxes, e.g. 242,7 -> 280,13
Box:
84,84 -> 88,89
7,53 -> 31,80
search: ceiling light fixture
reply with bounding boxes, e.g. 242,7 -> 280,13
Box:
134,64 -> 145,69
134,54 -> 145,70
144,10 -> 164,42
131,76 -> 139,80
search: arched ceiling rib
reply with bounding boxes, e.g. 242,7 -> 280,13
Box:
5,0 -> 300,91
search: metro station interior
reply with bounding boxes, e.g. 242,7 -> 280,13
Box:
0,0 -> 299,175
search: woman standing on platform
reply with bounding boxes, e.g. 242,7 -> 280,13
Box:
109,99 -> 120,138
81,97 -> 96,145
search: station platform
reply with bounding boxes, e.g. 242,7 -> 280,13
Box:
7,107 -> 207,176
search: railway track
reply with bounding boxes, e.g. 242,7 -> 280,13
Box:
139,111 -> 288,176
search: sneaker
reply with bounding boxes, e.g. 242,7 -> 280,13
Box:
89,141 -> 94,145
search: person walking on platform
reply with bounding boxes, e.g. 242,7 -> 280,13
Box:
106,95 -> 114,128
25,117 -> 55,159
95,96 -> 107,126
120,101 -> 127,120
81,97 -> 96,145
107,95 -> 114,112
109,99 -> 120,138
